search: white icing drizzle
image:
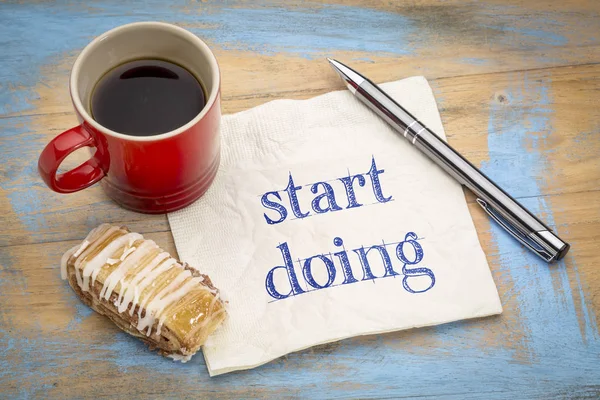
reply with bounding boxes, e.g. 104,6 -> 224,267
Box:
75,225 -> 120,289
167,353 -> 192,363
116,251 -> 170,314
153,277 -> 202,336
134,258 -> 179,317
73,240 -> 90,258
183,291 -> 224,341
60,224 -> 106,280
120,246 -> 137,261
60,244 -> 80,280
99,240 -> 154,300
81,233 -> 143,292
60,225 -> 220,340
137,269 -> 193,333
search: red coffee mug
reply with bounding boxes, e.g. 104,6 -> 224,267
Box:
38,22 -> 221,213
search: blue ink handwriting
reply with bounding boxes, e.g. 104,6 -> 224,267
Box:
261,156 -> 392,225
265,232 -> 435,301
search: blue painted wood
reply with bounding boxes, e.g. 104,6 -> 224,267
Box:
1,1 -> 599,398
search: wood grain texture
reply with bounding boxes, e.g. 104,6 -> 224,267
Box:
1,0 -> 599,398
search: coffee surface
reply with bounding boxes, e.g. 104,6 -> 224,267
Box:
91,59 -> 205,136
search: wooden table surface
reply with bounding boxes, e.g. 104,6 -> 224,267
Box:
1,1 -> 599,398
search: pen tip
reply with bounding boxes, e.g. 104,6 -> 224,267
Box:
325,58 -> 365,91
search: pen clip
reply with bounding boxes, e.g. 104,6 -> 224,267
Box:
476,199 -> 554,262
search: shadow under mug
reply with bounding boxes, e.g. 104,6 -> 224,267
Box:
38,22 -> 221,214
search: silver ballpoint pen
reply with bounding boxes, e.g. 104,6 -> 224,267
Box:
327,58 -> 570,262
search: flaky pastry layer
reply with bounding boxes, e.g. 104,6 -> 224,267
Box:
61,224 -> 226,360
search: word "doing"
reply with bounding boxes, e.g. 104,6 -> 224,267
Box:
265,232 -> 436,300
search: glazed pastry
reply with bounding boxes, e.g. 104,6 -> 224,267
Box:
60,224 -> 226,362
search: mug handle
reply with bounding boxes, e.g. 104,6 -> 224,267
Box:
38,125 -> 106,193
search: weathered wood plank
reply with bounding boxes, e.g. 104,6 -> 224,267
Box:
1,0 -> 600,120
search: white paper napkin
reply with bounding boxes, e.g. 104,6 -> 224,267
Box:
168,76 -> 502,376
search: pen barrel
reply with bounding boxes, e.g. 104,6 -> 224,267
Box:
412,128 -> 569,261
356,80 -> 569,261
412,126 -> 548,233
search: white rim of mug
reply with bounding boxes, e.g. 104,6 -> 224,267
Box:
70,21 -> 220,142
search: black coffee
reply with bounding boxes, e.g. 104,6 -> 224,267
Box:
91,59 -> 205,136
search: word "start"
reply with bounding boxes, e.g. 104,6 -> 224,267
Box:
260,156 -> 392,225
